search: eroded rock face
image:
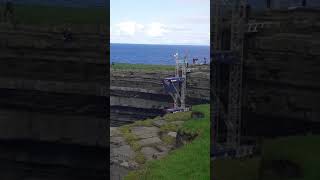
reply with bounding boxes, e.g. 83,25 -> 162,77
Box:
152,119 -> 167,127
0,24 -> 107,179
242,9 -> 320,136
168,131 -> 177,138
131,126 -> 160,139
110,127 -> 138,179
0,24 -> 107,145
110,164 -> 131,180
138,137 -> 162,147
110,65 -> 210,126
140,147 -> 159,161
111,145 -> 136,162
110,115 -> 190,180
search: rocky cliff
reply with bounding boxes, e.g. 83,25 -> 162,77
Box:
243,8 -> 320,136
0,23 -> 107,179
110,65 -> 210,126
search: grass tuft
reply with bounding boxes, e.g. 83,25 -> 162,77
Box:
135,152 -> 147,164
161,134 -> 176,145
261,135 -> 320,180
160,123 -> 179,133
132,119 -> 154,127
213,135 -> 320,180
125,104 -> 210,180
119,125 -> 139,148
163,111 -> 192,122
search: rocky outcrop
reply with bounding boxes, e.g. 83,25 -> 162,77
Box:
110,112 -> 192,180
243,9 -> 320,136
110,65 -> 210,126
0,23 -> 107,179
0,23 -> 107,143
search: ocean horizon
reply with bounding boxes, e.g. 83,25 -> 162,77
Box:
111,43 -> 210,65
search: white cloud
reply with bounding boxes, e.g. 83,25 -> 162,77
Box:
111,20 -> 209,45
115,21 -> 144,36
145,22 -> 169,37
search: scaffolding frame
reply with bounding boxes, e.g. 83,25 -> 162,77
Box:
212,0 -> 247,153
162,53 -> 188,112
212,0 -> 283,159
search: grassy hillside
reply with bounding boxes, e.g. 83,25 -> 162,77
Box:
213,135 -> 320,180
213,157 -> 261,180
125,104 -> 210,180
261,135 -> 320,180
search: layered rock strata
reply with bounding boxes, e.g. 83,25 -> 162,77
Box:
110,65 -> 210,126
0,23 -> 107,179
243,9 -> 320,136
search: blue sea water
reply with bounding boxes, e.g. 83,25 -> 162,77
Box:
111,43 -> 210,65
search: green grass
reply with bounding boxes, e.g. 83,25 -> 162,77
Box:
213,135 -> 320,180
213,158 -> 261,180
119,124 -> 145,164
125,104 -> 210,180
261,135 -> 320,180
119,125 -> 141,150
135,151 -> 147,164
163,111 -> 192,122
159,123 -> 179,133
0,4 -> 106,25
132,119 -> 154,127
161,134 -> 176,145
111,63 -> 175,72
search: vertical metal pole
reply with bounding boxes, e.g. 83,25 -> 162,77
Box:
214,0 -> 221,50
227,0 -> 246,148
212,0 -> 221,154
174,53 -> 179,109
175,53 -> 179,78
181,56 -> 187,109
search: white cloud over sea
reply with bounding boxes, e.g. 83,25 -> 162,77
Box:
111,21 -> 170,38
111,20 -> 209,45
111,0 -> 209,45
114,21 -> 144,36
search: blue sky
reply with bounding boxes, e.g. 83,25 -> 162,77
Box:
110,0 -> 210,46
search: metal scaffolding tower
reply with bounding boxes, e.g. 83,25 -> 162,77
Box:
212,0 -> 247,156
212,0 -> 282,159
162,53 -> 189,113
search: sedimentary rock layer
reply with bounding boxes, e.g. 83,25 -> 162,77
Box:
0,23 -> 107,179
110,65 -> 210,126
243,9 -> 320,136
